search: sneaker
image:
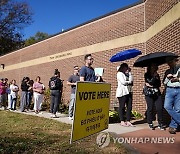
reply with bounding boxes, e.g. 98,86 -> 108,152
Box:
149,124 -> 155,130
126,121 -> 136,127
51,114 -> 57,118
34,111 -> 39,114
158,124 -> 165,130
68,117 -> 73,120
120,121 -> 128,127
169,127 -> 176,134
50,114 -> 54,118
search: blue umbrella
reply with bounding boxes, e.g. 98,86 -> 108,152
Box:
109,49 -> 142,62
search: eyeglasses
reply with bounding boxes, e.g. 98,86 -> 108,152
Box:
87,58 -> 94,61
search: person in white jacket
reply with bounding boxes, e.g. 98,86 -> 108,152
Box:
116,63 -> 134,127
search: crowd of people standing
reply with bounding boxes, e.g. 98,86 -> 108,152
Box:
0,76 -> 45,114
0,53 -> 179,134
115,57 -> 180,134
0,54 -> 96,118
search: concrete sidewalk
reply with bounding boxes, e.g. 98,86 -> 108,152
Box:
2,109 -> 180,154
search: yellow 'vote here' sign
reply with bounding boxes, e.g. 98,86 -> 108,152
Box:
71,82 -> 111,143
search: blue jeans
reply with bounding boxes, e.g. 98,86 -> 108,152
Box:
10,95 -> 17,110
27,92 -> 33,108
164,87 -> 180,129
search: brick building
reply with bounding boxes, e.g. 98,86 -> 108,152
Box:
0,0 -> 179,114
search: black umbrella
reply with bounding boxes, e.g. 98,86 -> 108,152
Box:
133,52 -> 179,67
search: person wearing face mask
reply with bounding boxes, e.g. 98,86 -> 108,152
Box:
116,63 -> 134,127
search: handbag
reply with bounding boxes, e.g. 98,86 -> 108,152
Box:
143,86 -> 159,97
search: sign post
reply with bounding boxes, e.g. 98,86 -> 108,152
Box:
70,82 -> 111,143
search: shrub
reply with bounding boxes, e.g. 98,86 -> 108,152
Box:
131,110 -> 143,119
109,110 -> 120,123
42,88 -> 68,113
41,88 -> 51,111
108,109 -> 143,124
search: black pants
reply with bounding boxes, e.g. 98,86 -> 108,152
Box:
50,90 -> 61,114
145,95 -> 163,124
118,93 -> 132,121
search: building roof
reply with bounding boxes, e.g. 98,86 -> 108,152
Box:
51,0 -> 144,38
0,0 -> 144,57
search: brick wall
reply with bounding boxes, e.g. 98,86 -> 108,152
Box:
0,43 -> 146,111
146,19 -> 180,86
0,4 -> 144,66
145,0 -> 179,29
145,17 -> 180,121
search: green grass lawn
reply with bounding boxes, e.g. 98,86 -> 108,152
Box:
0,110 -> 128,154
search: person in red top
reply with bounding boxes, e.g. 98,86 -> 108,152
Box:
0,78 -> 7,109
